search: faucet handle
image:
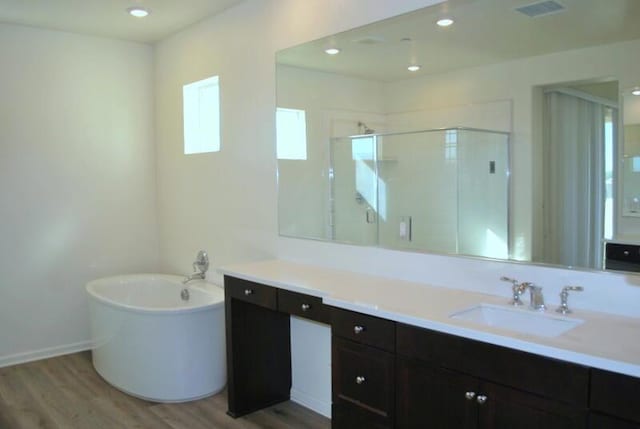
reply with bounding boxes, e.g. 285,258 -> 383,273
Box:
556,286 -> 583,314
500,276 -> 518,285
193,250 -> 209,273
502,277 -> 530,306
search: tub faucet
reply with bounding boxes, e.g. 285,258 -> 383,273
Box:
183,250 -> 209,284
183,271 -> 205,284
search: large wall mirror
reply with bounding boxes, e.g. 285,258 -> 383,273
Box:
276,0 -> 640,273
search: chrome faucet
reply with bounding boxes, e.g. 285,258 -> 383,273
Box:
556,286 -> 583,314
528,285 -> 546,311
183,250 -> 209,284
500,277 -> 531,306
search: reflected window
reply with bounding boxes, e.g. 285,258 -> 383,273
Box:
445,129 -> 458,161
604,108 -> 614,240
183,76 -> 221,154
276,108 -> 307,160
351,136 -> 375,160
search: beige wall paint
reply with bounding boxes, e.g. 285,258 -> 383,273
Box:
0,24 -> 158,366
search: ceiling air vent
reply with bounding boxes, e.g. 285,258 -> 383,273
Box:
352,36 -> 385,45
515,1 -> 565,18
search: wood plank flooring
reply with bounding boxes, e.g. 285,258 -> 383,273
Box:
0,352 -> 330,429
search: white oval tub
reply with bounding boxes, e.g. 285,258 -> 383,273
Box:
86,274 -> 226,402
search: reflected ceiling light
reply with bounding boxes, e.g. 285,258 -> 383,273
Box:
436,17 -> 454,27
325,47 -> 341,55
127,7 -> 150,17
632,88 -> 640,96
408,65 -> 421,72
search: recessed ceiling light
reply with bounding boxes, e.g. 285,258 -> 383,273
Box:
408,65 -> 421,72
436,18 -> 454,27
325,48 -> 341,55
632,88 -> 640,96
128,7 -> 150,18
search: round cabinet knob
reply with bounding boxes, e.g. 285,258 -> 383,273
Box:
355,376 -> 366,385
353,325 -> 365,334
476,395 -> 488,405
301,303 -> 311,312
465,391 -> 476,400
244,289 -> 253,296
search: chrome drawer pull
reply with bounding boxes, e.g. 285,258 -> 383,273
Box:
353,325 -> 365,334
301,303 -> 311,312
244,289 -> 254,296
476,395 -> 488,405
355,376 -> 366,385
465,391 -> 476,400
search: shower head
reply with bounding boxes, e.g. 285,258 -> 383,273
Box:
357,121 -> 375,135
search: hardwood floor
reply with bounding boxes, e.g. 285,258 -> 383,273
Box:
0,352 -> 330,429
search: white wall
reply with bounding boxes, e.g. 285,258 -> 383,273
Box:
154,0 -> 640,416
154,0 -> 445,417
0,24 -> 158,367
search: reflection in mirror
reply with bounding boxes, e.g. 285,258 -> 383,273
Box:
540,83 -> 618,269
623,91 -> 640,219
330,128 -> 509,259
276,0 -> 640,273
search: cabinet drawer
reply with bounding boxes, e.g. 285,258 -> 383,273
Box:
396,323 -> 589,406
332,307 -> 395,351
591,369 -> 640,424
278,289 -> 330,324
224,276 -> 277,310
332,336 -> 394,420
590,413 -> 640,429
333,400 -> 392,429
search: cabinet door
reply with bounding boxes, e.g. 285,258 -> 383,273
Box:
478,382 -> 586,429
396,356 -> 478,429
591,369 -> 640,424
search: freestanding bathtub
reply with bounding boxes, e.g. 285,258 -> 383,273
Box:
86,274 -> 226,402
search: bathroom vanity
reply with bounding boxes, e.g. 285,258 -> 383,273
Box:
221,260 -> 640,429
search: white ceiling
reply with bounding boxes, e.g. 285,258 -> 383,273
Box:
277,0 -> 640,82
0,0 -> 245,43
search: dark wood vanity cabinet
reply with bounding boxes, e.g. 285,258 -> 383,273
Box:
589,369 -> 640,428
395,323 -> 588,429
331,308 -> 396,429
224,276 -> 292,417
224,276 -> 332,418
224,275 -> 639,429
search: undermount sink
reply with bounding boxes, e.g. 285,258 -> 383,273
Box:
449,303 -> 584,338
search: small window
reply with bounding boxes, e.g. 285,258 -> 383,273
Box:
183,76 -> 220,154
276,108 -> 307,160
445,129 -> 458,161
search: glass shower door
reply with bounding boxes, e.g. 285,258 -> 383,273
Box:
376,130 -> 459,253
330,136 -> 378,245
457,129 -> 509,259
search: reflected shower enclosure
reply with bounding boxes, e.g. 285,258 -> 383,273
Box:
329,128 -> 510,259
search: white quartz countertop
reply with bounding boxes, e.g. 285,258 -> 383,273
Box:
219,259 -> 640,378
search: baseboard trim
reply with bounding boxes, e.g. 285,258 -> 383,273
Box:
290,388 -> 331,418
0,341 -> 93,369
